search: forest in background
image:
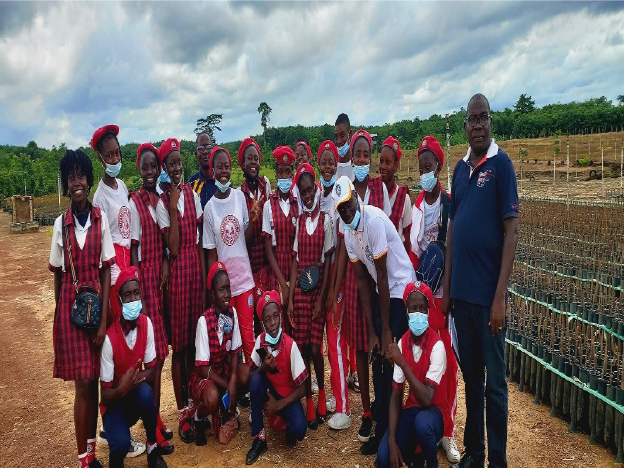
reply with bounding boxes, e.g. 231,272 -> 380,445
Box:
0,95 -> 623,199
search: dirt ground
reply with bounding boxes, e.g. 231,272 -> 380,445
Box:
0,209 -> 620,468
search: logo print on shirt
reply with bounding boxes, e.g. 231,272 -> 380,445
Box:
477,169 -> 494,188
365,245 -> 374,266
220,215 -> 240,246
118,206 -> 131,239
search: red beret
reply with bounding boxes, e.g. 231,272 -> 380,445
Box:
117,266 -> 141,292
257,290 -> 281,318
294,163 -> 316,187
90,124 -> 119,151
317,140 -> 339,166
418,136 -> 444,166
238,138 -> 261,169
136,143 -> 160,170
207,261 -> 228,291
159,138 -> 180,165
403,280 -> 434,312
296,141 -> 312,159
209,146 -> 231,173
272,146 -> 296,165
382,136 -> 402,162
350,129 -> 373,152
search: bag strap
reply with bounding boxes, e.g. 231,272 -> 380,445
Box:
437,191 -> 450,243
63,214 -> 80,294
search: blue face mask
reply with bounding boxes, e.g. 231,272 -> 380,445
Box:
266,326 -> 282,345
122,300 -> 142,321
321,175 -> 337,188
159,168 -> 171,184
420,171 -> 438,192
337,142 -> 350,158
353,164 -> 370,182
215,179 -> 231,193
345,205 -> 361,231
277,178 -> 292,194
105,161 -> 122,178
408,311 -> 429,336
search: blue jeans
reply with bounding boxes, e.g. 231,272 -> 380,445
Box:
453,299 -> 508,467
102,382 -> 157,468
249,371 -> 306,441
371,296 -> 408,440
376,406 -> 443,468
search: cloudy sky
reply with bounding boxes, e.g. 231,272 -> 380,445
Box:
0,1 -> 623,149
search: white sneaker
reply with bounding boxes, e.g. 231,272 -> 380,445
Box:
126,438 -> 146,458
328,412 -> 352,430
326,396 -> 336,413
440,436 -> 460,463
311,377 -> 319,395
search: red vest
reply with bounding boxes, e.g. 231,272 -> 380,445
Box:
130,188 -> 162,268
159,184 -> 200,250
200,308 -> 235,377
107,314 -> 148,387
258,332 -> 302,398
400,327 -> 449,418
268,192 -> 298,275
389,185 -> 409,231
367,176 -> 385,209
242,178 -> 269,272
296,205 -> 325,272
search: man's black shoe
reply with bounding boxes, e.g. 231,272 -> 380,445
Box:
307,418 -> 318,430
360,435 -> 380,456
89,458 -> 104,468
358,416 -> 373,442
316,410 -> 326,425
245,437 -> 268,465
147,447 -> 168,468
160,426 -> 174,441
459,452 -> 485,468
285,432 -> 297,448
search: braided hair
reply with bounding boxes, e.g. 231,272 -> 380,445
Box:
59,149 -> 94,196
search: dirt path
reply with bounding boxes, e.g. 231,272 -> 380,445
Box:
0,210 -> 619,467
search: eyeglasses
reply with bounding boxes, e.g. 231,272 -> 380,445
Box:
466,114 -> 491,127
196,144 -> 214,152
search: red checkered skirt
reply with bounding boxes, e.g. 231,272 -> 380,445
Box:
139,261 -> 168,360
343,262 -> 369,352
291,283 -> 325,347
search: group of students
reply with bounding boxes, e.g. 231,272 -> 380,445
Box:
50,112 -> 463,468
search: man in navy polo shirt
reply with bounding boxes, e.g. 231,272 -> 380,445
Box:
441,94 -> 518,468
189,132 -> 217,209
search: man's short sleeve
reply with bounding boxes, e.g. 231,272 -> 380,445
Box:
100,336 -> 115,386
369,216 -> 389,260
290,342 -> 308,386
392,338 -> 406,386
344,233 -> 358,262
144,317 -> 156,365
449,161 -> 462,221
498,156 -> 519,221
424,340 -> 447,388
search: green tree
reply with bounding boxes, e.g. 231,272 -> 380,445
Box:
258,102 -> 272,147
617,95 -> 624,105
194,114 -> 223,142
514,94 -> 536,115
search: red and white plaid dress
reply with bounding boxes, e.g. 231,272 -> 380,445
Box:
291,205 -> 327,347
130,188 -> 169,361
160,184 -> 203,352
50,205 -> 116,381
389,185 -> 409,231
344,177 -> 385,351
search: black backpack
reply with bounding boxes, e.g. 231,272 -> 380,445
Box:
415,191 -> 450,293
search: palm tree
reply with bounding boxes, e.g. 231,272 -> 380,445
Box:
258,102 -> 272,148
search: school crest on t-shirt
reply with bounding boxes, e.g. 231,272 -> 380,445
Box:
118,206 -> 131,239
220,215 -> 240,246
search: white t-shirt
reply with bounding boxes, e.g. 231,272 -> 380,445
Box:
155,189 -> 203,244
250,335 -> 307,383
389,187 -> 413,242
195,309 -> 243,364
92,179 -> 131,249
392,337 -> 446,387
344,204 -> 416,298
420,195 -> 441,254
203,189 -> 254,297
293,211 -> 334,263
49,211 -> 116,272
100,317 -> 156,385
128,198 -> 157,262
262,195 -> 298,246
336,161 -> 355,181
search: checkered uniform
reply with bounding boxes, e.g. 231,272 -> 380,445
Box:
50,205 -> 115,381
291,206 -> 326,347
241,178 -> 269,272
389,185 -> 409,231
130,188 -> 168,361
343,177 -> 385,351
160,184 -> 203,352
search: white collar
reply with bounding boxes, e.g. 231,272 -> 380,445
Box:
463,139 -> 499,163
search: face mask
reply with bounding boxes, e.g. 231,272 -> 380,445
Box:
215,179 -> 231,193
420,171 -> 438,192
159,168 -> 171,184
105,161 -> 122,178
408,311 -> 429,336
337,142 -> 350,158
321,175 -> 337,188
345,205 -> 361,231
353,164 -> 370,182
266,326 -> 282,345
277,178 -> 292,194
122,300 -> 142,321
